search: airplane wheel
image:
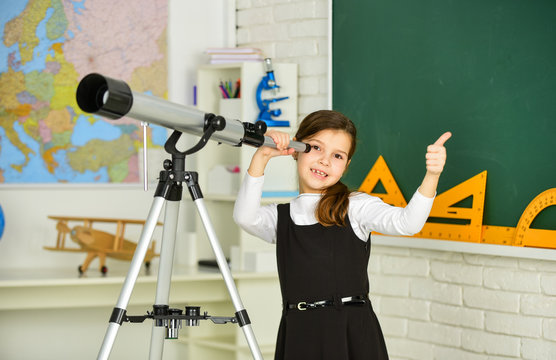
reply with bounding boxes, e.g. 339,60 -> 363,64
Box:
101,266 -> 108,275
78,265 -> 84,275
145,261 -> 151,275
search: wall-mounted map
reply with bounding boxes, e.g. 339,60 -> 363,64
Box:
0,0 -> 168,184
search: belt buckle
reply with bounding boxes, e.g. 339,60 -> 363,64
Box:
297,301 -> 307,311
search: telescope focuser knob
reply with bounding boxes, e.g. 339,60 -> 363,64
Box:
255,120 -> 267,135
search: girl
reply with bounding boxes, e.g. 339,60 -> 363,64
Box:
233,110 -> 451,360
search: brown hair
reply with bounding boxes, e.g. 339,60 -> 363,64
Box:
295,110 -> 357,227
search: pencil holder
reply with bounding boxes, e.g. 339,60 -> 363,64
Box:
219,98 -> 241,120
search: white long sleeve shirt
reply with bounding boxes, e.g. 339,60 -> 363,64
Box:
233,173 -> 435,244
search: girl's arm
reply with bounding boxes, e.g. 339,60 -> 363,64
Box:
353,132 -> 451,237
233,173 -> 279,243
234,130 -> 295,244
418,132 -> 452,198
353,190 -> 434,236
247,130 -> 295,177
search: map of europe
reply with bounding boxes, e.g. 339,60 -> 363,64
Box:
0,0 -> 168,183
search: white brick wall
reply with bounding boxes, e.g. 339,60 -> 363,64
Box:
235,2 -> 556,359
236,0 -> 329,121
371,246 -> 556,359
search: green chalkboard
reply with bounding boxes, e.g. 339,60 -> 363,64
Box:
333,0 -> 556,228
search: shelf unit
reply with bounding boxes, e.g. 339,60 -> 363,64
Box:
183,62 -> 298,359
194,62 -> 298,266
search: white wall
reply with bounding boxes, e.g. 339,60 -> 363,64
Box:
0,185 -> 161,269
369,245 -> 556,359
236,0 -> 330,121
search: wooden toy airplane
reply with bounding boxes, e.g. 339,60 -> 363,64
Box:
45,216 -> 161,275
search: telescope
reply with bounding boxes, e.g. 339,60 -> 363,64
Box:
77,73 -> 308,360
76,73 -> 310,153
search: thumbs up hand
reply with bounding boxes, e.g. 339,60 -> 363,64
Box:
426,132 -> 452,175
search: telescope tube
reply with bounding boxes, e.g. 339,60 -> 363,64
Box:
76,73 -> 310,152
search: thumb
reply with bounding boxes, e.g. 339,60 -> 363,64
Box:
434,131 -> 452,146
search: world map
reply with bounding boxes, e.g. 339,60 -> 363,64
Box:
0,0 -> 168,183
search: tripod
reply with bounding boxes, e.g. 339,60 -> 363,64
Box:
97,119 -> 263,360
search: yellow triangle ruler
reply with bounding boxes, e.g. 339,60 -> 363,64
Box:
358,157 -> 556,249
481,225 -> 515,246
358,156 -> 407,207
413,171 -> 487,242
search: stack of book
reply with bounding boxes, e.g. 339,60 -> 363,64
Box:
205,47 -> 264,64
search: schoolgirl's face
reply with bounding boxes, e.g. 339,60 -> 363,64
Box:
296,129 -> 352,194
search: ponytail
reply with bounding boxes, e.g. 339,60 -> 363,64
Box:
316,181 -> 352,227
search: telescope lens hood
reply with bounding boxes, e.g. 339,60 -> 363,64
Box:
76,73 -> 133,119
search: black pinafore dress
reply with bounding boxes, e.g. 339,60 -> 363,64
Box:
274,203 -> 389,360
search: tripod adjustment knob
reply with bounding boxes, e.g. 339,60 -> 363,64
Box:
255,120 -> 267,134
212,116 -> 226,131
163,159 -> 172,170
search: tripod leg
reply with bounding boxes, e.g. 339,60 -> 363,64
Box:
193,198 -> 264,360
97,196 -> 166,360
149,200 -> 180,360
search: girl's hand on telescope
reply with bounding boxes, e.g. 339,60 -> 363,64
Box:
257,130 -> 295,158
248,130 -> 295,177
426,132 -> 452,175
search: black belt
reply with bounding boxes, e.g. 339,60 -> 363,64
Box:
286,295 -> 368,311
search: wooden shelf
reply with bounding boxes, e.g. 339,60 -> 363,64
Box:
0,265 -> 278,311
